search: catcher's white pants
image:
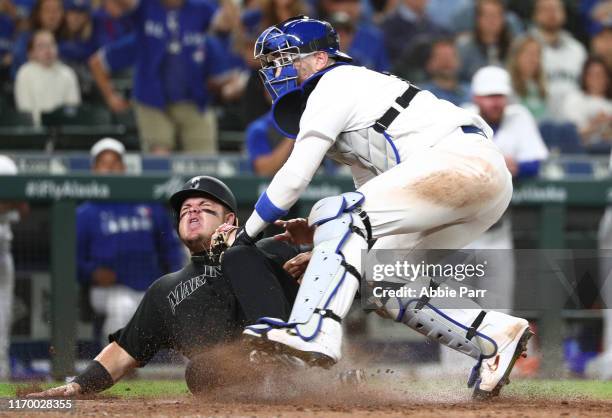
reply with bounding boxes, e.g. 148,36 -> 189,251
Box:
271,128 -> 514,363
358,128 -> 513,252
334,128 -> 513,365
90,285 -> 145,344
0,252 -> 14,380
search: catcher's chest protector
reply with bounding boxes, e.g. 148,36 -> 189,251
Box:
328,128 -> 400,176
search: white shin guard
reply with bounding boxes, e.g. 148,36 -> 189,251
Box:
379,279 -> 501,386
288,224 -> 367,362
250,193 -> 369,362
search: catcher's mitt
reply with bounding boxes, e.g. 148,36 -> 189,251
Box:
208,223 -> 238,264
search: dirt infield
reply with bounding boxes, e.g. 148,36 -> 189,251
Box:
2,395 -> 611,417
2,345 -> 611,417
4,371 -> 612,418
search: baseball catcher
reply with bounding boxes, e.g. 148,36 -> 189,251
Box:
233,16 -> 533,399
28,176 -> 302,397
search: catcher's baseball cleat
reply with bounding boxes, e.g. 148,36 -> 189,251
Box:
243,324 -> 338,369
472,324 -> 534,400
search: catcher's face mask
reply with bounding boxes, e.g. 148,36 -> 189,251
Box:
254,26 -> 301,100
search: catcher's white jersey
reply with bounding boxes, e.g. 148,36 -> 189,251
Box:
245,64 -> 512,247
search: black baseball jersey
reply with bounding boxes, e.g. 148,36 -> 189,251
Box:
109,254 -> 240,366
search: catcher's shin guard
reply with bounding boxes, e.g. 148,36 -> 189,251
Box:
380,279 -> 532,398
244,192 -> 370,367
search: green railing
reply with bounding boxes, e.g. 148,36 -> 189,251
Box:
1,174 -> 611,378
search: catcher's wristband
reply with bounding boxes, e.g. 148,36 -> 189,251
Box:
72,360 -> 114,394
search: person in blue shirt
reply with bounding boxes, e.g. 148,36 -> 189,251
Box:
88,28 -> 234,131
77,137 -> 185,343
246,112 -> 293,176
420,38 -> 471,106
57,0 -> 98,64
324,11 -> 389,72
245,110 -> 339,176
88,32 -> 135,113
106,0 -> 238,154
380,0 -> 446,68
0,8 -> 16,81
11,0 -> 64,79
92,0 -> 134,48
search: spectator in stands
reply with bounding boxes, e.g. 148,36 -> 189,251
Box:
88,33 -> 134,114
105,0 -> 239,154
58,0 -> 97,63
451,0 -> 524,37
0,0 -> 17,81
57,0 -> 99,94
590,25 -> 612,71
11,0 -> 64,78
560,56 -> 612,146
467,66 -> 549,179
88,29 -> 233,133
381,0 -> 445,69
235,24 -> 271,127
579,0 -> 612,38
507,35 -> 549,121
238,0 -> 308,127
92,0 -> 133,47
246,112 -> 293,176
420,37 -> 470,106
10,0 -> 33,19
0,156 -> 23,381
14,29 -> 80,125
259,0 -> 308,28
456,0 -> 513,82
319,6 -> 390,72
77,138 -> 185,343
530,0 -> 587,120
424,0 -> 472,34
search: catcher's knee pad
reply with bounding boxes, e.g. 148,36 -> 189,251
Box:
380,278 -> 498,361
255,192 -> 369,341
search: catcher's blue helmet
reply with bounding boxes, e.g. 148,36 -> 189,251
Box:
254,16 -> 352,99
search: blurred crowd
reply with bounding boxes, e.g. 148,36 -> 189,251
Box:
0,0 -> 610,166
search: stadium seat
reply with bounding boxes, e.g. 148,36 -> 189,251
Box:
539,121 -> 585,154
0,110 -> 48,150
0,108 -> 34,127
218,130 -> 244,152
41,105 -> 129,150
111,108 -> 141,151
562,161 -> 594,176
0,126 -> 49,150
112,107 -> 137,131
41,104 -> 113,126
585,142 -> 611,155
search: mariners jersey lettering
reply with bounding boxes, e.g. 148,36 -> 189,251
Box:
166,267 -> 220,314
110,258 -> 238,364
